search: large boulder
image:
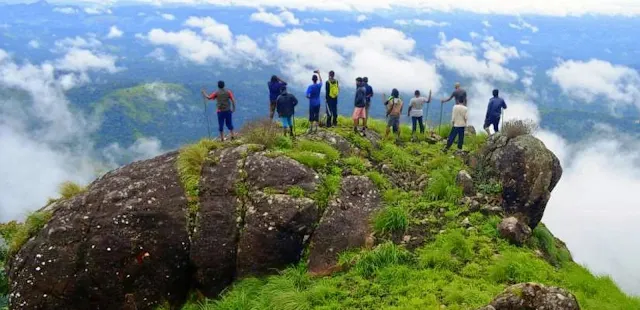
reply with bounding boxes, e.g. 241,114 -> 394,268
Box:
308,176 -> 382,276
481,134 -> 562,229
497,217 -> 532,245
485,282 -> 580,310
456,170 -> 475,197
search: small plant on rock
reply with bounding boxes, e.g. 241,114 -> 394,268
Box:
502,119 -> 538,138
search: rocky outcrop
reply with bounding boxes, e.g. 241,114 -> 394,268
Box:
456,170 -> 474,197
308,176 -> 381,276
481,134 -> 562,229
482,282 -> 580,310
498,217 -> 532,245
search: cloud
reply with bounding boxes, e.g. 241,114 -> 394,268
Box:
275,27 -> 441,94
145,17 -> 267,66
144,82 -> 182,102
107,26 -> 123,39
509,17 -> 539,33
54,36 -> 102,50
102,137 -> 165,168
547,59 -> 640,110
161,13 -> 176,20
84,7 -> 112,15
538,131 -> 640,296
323,17 -> 334,23
520,39 -> 530,45
469,32 -> 480,39
53,7 -> 78,14
482,20 -> 492,27
147,48 -> 167,61
28,40 -> 40,49
249,9 -> 300,27
55,48 -> 121,75
356,14 -> 367,22
394,19 -> 450,27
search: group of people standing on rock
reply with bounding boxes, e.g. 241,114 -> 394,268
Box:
202,72 -> 508,152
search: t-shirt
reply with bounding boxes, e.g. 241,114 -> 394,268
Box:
268,81 -> 287,101
306,83 -> 322,107
486,97 -> 507,120
409,97 -> 429,117
452,104 -> 468,127
387,98 -> 403,116
451,89 -> 467,105
354,86 -> 367,107
207,88 -> 235,112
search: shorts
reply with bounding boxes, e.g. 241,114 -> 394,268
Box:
280,116 -> 293,129
387,115 -> 400,132
352,107 -> 366,120
309,105 -> 320,122
217,110 -> 234,132
270,100 -> 277,113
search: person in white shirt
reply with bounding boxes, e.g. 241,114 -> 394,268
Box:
443,96 -> 468,152
407,89 -> 431,139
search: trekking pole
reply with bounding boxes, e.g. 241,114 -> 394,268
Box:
292,108 -> 296,138
202,93 -> 211,139
425,101 -> 430,133
501,108 -> 505,131
438,102 -> 444,137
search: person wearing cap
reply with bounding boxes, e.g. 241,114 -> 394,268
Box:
306,70 -> 323,133
353,77 -> 367,134
275,85 -> 298,137
484,89 -> 507,135
441,82 -> 467,106
363,77 -> 374,127
325,70 -> 340,127
201,80 -> 236,141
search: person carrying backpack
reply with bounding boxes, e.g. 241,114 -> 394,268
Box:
276,85 -> 298,138
325,71 -> 340,127
484,89 -> 507,135
443,96 -> 468,152
383,88 -> 403,139
408,89 -> 431,139
353,77 -> 367,134
363,77 -> 373,127
306,70 -> 323,133
268,75 -> 287,120
201,80 -> 237,142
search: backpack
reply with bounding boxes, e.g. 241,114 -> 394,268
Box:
328,80 -> 339,98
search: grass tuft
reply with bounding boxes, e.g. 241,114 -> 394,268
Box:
287,186 -> 306,198
58,181 -> 86,200
240,118 -> 283,149
366,171 -> 392,191
373,206 -> 409,237
502,119 -> 538,138
7,211 -> 53,256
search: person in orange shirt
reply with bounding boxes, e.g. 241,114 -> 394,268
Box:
201,80 -> 237,141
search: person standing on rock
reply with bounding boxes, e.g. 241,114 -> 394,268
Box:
363,77 -> 374,128
268,75 -> 287,120
275,85 -> 298,138
325,70 -> 340,127
201,80 -> 236,141
306,70 -> 323,133
353,77 -> 368,135
383,88 -> 403,139
408,89 -> 431,140
443,96 -> 468,152
484,89 -> 507,135
441,82 -> 467,106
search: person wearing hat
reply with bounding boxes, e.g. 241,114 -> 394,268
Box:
363,77 -> 374,126
441,82 -> 467,106
353,77 -> 367,134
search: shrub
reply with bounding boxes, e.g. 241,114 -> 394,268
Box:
287,186 -> 306,198
343,156 -> 368,175
240,118 -> 282,149
8,211 -> 53,256
502,119 -> 538,138
296,140 -> 340,162
286,151 -> 329,170
58,181 -> 86,200
373,206 -> 409,236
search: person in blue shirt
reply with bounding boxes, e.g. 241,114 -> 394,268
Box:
483,89 -> 507,135
306,70 -> 323,133
268,75 -> 287,120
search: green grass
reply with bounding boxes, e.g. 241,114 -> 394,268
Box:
286,151 -> 330,170
312,170 -> 342,211
373,207 -> 409,237
7,211 -> 53,256
58,181 -> 86,200
240,118 -> 284,150
529,224 -> 572,267
342,156 -> 368,175
366,171 -> 392,191
287,186 -> 306,198
296,140 -> 340,162
424,169 -> 463,203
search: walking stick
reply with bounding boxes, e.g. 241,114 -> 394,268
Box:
438,102 -> 444,137
425,101 -> 431,133
202,93 -> 211,139
501,108 -> 505,131
292,108 -> 296,138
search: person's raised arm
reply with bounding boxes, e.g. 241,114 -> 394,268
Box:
317,71 -> 322,83
277,76 -> 287,85
427,89 -> 432,103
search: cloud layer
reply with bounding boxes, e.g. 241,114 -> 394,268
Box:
250,9 -> 300,27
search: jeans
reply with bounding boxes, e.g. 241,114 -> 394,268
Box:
446,126 -> 465,150
411,116 -> 425,133
326,98 -> 338,126
217,110 -> 233,132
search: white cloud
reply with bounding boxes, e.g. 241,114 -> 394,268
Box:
28,40 -> 40,49
547,59 -> 640,110
147,48 -> 167,61
84,7 -> 112,15
144,82 -> 182,102
55,48 -> 121,74
356,14 -> 367,22
102,137 -> 165,168
107,26 -> 123,39
275,27 -> 441,94
54,36 -> 102,50
509,17 -> 539,33
482,20 -> 492,27
161,13 -> 176,20
145,16 -> 267,66
53,7 -> 78,14
539,132 -> 640,296
469,32 -> 480,39
250,9 -> 300,27
323,17 -> 334,23
520,39 -> 530,45
394,19 -> 450,27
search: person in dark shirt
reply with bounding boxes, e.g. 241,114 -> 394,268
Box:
441,82 -> 467,106
484,89 -> 507,135
268,75 -> 287,120
353,77 -> 367,134
363,77 -> 373,127
325,70 -> 340,127
276,85 -> 298,137
201,80 -> 236,141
